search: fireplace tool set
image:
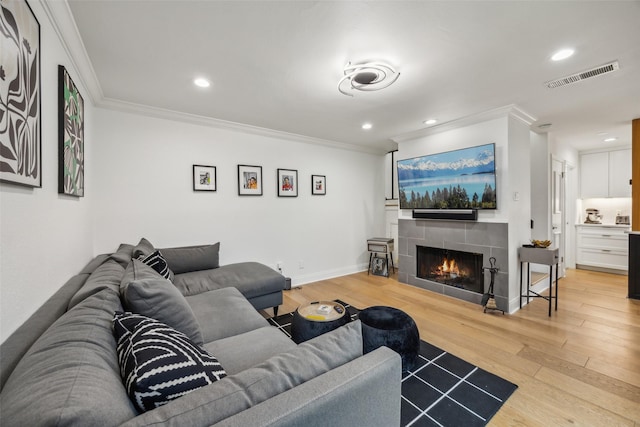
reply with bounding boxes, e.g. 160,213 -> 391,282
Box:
482,257 -> 504,314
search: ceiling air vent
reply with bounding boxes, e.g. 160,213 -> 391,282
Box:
545,61 -> 619,89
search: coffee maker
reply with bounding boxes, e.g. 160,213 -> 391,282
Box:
585,208 -> 602,224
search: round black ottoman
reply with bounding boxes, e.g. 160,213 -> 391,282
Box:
359,306 -> 420,372
291,301 -> 350,344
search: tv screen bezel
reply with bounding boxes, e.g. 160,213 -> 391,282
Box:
397,143 -> 497,210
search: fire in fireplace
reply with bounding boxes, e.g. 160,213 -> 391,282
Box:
416,246 -> 483,293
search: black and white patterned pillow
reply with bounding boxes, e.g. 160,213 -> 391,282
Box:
113,312 -> 226,413
138,250 -> 174,281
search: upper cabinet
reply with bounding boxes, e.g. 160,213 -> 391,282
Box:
580,148 -> 631,198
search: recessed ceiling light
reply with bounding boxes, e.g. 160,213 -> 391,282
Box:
551,48 -> 574,61
604,137 -> 618,142
194,78 -> 210,88
423,119 -> 437,125
362,123 -> 372,130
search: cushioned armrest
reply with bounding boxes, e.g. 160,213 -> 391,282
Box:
215,347 -> 402,427
118,347 -> 401,427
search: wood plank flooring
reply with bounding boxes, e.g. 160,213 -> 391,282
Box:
273,268 -> 640,426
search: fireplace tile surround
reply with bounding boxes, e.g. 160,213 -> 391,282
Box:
398,219 -> 509,311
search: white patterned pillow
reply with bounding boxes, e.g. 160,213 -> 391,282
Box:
138,250 -> 174,281
113,312 -> 226,413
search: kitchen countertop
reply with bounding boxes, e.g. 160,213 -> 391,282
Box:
575,223 -> 631,228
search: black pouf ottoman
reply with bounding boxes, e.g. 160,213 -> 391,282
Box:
359,306 -> 420,372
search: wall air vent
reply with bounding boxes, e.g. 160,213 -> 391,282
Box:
545,61 -> 619,89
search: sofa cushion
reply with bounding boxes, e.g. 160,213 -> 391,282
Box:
174,262 -> 284,299
204,326 -> 296,375
113,312 -> 226,413
67,258 -> 125,309
186,287 -> 269,343
123,320 -> 363,426
159,243 -> 220,274
0,289 -> 137,426
121,260 -> 204,346
138,250 -> 174,281
132,237 -> 155,259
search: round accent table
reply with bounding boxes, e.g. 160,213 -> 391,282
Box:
359,306 -> 420,372
291,301 -> 349,344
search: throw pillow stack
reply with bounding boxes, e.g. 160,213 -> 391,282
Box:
115,238 -> 225,412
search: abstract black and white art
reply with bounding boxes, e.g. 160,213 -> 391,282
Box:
0,0 -> 41,187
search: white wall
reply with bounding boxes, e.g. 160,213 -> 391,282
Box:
398,116 -> 510,223
530,132 -> 550,240
0,1 -> 95,342
92,108 -> 386,285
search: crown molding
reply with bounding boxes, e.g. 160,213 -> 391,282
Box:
98,98 -> 386,155
391,104 -> 537,144
39,0 -> 103,104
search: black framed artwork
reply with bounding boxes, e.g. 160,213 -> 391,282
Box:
0,0 -> 41,187
193,165 -> 216,191
238,164 -> 262,196
277,168 -> 297,197
58,65 -> 84,196
311,174 -> 326,195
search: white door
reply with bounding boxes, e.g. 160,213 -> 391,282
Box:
551,157 -> 566,276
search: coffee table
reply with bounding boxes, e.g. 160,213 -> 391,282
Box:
291,301 -> 349,344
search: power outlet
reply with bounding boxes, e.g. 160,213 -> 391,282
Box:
276,262 -> 283,273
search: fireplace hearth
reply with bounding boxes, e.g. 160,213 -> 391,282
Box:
417,246 -> 483,294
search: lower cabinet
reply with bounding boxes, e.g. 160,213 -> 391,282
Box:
576,225 -> 629,272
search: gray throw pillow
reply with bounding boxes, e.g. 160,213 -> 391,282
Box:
121,259 -> 204,346
159,243 -> 220,274
132,237 -> 155,259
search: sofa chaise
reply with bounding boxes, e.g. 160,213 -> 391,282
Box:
0,239 -> 402,426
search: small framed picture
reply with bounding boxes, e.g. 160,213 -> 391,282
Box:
311,174 -> 326,195
193,165 -> 216,191
238,164 -> 262,196
277,168 -> 298,197
371,256 -> 388,277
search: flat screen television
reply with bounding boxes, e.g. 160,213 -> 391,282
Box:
398,143 -> 497,210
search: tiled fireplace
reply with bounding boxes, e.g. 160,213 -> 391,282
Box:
398,219 -> 509,310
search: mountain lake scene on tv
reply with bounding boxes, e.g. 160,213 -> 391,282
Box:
398,144 -> 497,209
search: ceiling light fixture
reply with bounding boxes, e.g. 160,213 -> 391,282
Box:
424,119 -> 437,125
604,137 -> 618,142
362,123 -> 373,130
194,78 -> 210,88
338,61 -> 400,97
551,48 -> 575,61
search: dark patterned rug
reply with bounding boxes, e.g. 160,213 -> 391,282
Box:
267,300 -> 517,427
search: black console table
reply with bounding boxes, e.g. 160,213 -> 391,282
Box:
519,247 -> 560,317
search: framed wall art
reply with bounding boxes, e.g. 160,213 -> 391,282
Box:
193,165 -> 216,191
311,174 -> 326,195
238,164 -> 262,196
58,65 -> 84,197
371,256 -> 388,277
0,0 -> 41,187
277,168 -> 297,197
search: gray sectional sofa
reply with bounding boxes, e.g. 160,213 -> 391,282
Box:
0,240 -> 401,426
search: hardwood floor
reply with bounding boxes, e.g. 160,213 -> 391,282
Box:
276,268 -> 640,426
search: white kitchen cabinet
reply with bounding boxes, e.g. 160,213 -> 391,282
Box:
579,149 -> 631,198
576,225 -> 629,272
608,149 -> 632,197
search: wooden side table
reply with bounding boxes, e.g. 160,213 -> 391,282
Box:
367,237 -> 395,277
519,247 -> 560,316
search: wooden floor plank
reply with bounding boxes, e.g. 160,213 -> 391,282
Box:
269,267 -> 640,425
